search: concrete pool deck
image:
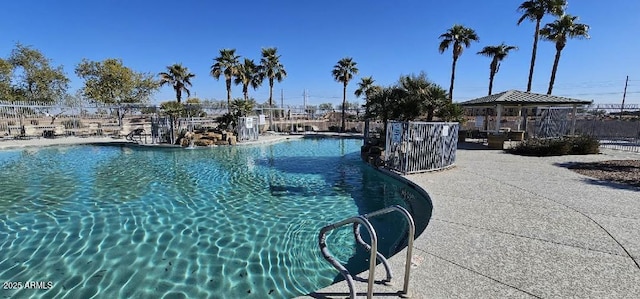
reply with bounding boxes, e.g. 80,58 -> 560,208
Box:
304,146 -> 640,298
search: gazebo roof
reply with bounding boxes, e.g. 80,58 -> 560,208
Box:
459,90 -> 592,107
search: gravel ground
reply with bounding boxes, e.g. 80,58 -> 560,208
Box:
568,159 -> 640,187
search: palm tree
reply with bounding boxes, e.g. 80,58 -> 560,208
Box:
354,76 -> 377,117
477,43 -> 518,95
332,57 -> 359,132
540,14 -> 590,95
426,85 -> 449,121
438,25 -> 479,102
260,47 -> 287,108
158,63 -> 195,103
234,58 -> 263,101
211,49 -> 241,112
517,0 -> 567,92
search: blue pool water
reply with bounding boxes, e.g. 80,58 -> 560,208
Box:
0,138 -> 431,298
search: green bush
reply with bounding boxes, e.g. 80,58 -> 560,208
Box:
506,135 -> 600,156
568,135 -> 601,155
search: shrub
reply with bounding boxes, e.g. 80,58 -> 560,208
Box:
568,135 -> 600,155
507,135 -> 600,156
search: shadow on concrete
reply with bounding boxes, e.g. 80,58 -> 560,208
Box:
554,162 -> 640,191
457,141 -> 490,150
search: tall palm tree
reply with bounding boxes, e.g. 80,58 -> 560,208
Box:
158,63 -> 195,103
211,49 -> 241,112
438,25 -> 479,102
260,47 -> 287,108
540,14 -> 589,95
332,57 -> 359,132
477,43 -> 518,95
517,0 -> 566,92
234,58 -> 263,101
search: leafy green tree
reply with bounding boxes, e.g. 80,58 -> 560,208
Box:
477,43 -> 518,95
0,58 -> 12,101
540,14 -> 590,95
7,43 -> 69,103
517,0 -> 566,92
185,98 -> 206,117
260,47 -> 287,108
436,102 -> 466,123
319,103 -> 334,113
211,49 -> 240,112
332,57 -> 359,132
159,63 -> 195,103
75,58 -> 158,124
438,25 -> 479,102
234,58 -> 263,101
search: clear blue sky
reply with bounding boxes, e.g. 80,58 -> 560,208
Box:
2,0 -> 639,106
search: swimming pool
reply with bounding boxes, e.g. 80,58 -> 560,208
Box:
0,138 -> 431,298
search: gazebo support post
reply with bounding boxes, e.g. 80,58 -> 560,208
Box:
570,104 -> 578,135
495,104 -> 503,134
517,104 -> 522,131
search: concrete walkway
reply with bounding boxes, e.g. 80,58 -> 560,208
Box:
305,146 -> 640,298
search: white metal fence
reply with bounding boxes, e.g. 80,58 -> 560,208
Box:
237,117 -> 259,142
385,121 -> 459,174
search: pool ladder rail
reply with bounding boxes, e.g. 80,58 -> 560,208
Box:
318,205 -> 416,299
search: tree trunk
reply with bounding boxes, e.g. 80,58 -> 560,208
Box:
243,84 -> 248,101
341,82 -> 347,132
547,48 -> 563,95
268,78 -> 274,131
527,19 -> 541,92
449,56 -> 458,102
176,87 -> 182,103
226,78 -> 232,113
488,59 -> 497,96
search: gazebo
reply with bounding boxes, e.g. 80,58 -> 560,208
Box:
459,90 -> 593,138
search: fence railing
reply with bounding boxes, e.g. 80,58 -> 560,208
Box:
385,121 -> 459,174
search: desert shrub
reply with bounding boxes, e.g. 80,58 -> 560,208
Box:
507,135 -> 599,156
568,135 -> 600,155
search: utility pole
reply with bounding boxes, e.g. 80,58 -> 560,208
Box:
303,89 -> 307,117
621,76 -> 629,117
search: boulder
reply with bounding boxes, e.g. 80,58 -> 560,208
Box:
194,139 -> 214,146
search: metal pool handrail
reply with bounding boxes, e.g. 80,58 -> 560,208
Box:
318,205 -> 416,299
361,205 -> 415,298
353,222 -> 393,284
318,215 -> 378,299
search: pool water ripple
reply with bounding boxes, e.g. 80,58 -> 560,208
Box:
0,138 -> 431,298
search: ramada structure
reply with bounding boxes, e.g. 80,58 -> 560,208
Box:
459,90 -> 593,136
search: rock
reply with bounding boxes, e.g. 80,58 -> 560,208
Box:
228,136 -> 237,145
180,138 -> 190,147
194,139 -> 214,146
